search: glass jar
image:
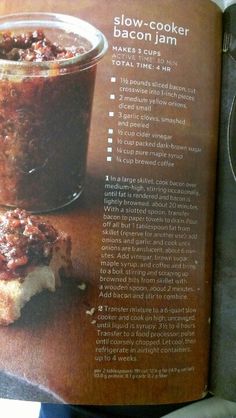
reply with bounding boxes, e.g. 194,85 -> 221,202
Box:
0,12 -> 107,212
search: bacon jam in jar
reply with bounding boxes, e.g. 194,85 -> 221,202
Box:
0,13 -> 107,212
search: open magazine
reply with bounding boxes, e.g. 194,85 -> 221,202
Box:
0,0 -> 233,406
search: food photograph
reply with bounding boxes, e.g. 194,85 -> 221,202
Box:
0,1 -> 109,404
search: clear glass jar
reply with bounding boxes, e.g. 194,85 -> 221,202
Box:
0,12 -> 107,212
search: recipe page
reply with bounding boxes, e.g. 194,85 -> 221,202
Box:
0,0 -> 221,404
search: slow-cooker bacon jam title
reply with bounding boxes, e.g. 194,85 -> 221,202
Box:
113,15 -> 190,46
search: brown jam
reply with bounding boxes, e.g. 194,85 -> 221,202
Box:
0,30 -> 85,61
0,30 -> 96,212
0,208 -> 58,280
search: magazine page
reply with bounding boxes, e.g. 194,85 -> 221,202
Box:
210,3 -> 236,402
0,0 -> 221,405
211,0 -> 224,9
